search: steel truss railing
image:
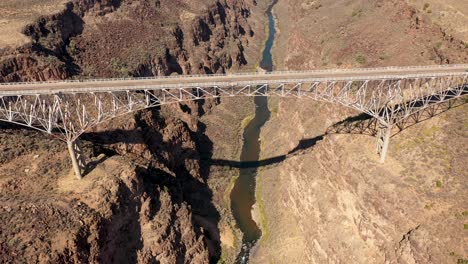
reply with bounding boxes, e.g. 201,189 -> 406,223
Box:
0,74 -> 467,178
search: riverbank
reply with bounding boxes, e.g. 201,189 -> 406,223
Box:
249,7 -> 280,249
205,1 -> 273,262
229,0 -> 276,263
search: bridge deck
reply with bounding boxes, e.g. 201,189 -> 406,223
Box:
1,65 -> 467,95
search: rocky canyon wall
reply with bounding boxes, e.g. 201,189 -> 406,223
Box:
251,0 -> 468,263
0,0 -> 268,263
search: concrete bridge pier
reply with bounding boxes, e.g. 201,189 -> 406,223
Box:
67,139 -> 86,179
377,122 -> 393,163
377,119 -> 393,163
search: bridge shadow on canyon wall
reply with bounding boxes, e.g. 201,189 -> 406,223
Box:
83,97 -> 466,172
205,98 -> 466,169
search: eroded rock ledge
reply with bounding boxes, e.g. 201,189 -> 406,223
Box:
0,0 -> 265,263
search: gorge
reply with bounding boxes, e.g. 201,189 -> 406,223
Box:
1,0 -> 467,263
230,1 -> 276,262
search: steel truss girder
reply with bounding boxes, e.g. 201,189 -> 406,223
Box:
0,75 -> 466,143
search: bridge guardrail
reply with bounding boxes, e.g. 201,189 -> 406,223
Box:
1,64 -> 467,86
1,71 -> 466,96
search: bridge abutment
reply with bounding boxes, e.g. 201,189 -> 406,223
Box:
67,139 -> 86,179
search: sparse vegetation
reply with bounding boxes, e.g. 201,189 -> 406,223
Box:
379,54 -> 389,60
67,39 -> 78,56
109,57 -> 130,77
352,8 -> 363,18
1,0 -> 467,262
127,47 -> 152,69
41,55 -> 62,66
38,32 -> 61,50
255,173 -> 269,244
82,65 -> 97,77
422,2 -> 433,13
455,212 -> 463,218
355,54 -> 367,64
241,114 -> 255,129
271,105 -> 279,117
424,203 -> 435,209
435,180 -> 443,188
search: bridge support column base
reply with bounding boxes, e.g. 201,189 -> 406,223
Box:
67,139 -> 86,179
377,123 -> 393,163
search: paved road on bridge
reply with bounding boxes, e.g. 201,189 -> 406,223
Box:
1,65 -> 467,95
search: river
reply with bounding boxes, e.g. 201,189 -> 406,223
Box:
229,1 -> 277,263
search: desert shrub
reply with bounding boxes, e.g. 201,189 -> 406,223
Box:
38,33 -> 61,50
67,39 -> 78,56
352,8 -> 363,17
355,54 -> 367,64
379,54 -> 389,60
110,57 -> 130,77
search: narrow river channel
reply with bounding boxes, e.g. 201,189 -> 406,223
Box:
230,1 -> 277,263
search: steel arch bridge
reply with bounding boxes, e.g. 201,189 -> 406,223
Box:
1,65 -> 467,178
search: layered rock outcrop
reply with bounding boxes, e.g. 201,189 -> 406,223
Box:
0,0 -> 262,82
251,0 -> 468,262
0,0 -> 267,262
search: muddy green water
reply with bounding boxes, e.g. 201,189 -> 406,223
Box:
230,1 -> 276,263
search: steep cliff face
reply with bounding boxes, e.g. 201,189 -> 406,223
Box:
0,51 -> 70,82
0,0 -> 266,262
0,0 -> 261,82
253,102 -> 467,263
72,0 -> 257,77
251,0 -> 468,262
0,141 -> 210,263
